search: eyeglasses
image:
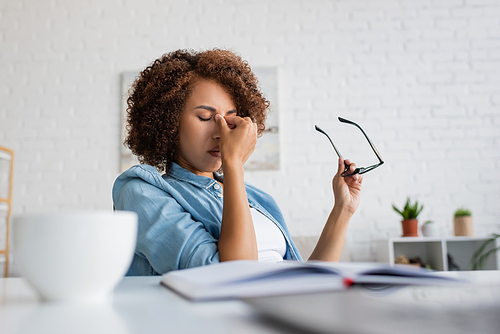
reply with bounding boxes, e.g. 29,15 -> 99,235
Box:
315,117 -> 384,177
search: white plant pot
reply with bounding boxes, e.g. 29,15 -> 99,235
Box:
421,223 -> 438,237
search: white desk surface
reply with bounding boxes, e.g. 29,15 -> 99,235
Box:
0,276 -> 286,334
1,271 -> 500,334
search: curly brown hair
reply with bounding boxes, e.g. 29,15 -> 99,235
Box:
125,48 -> 270,173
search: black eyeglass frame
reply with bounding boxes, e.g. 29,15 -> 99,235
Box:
315,117 -> 384,177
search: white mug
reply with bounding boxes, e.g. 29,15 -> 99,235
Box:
13,211 -> 137,302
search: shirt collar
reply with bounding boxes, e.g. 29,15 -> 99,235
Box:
166,162 -> 223,189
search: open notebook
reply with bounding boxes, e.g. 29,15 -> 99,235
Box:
161,260 -> 463,301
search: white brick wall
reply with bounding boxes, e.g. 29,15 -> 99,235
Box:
1,0 -> 499,261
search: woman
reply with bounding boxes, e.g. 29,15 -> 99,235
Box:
113,49 -> 362,276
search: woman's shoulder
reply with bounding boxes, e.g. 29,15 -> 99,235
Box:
244,182 -> 277,204
112,163 -> 211,198
113,164 -> 172,196
116,164 -> 164,183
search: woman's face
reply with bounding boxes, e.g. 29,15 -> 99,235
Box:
176,79 -> 237,178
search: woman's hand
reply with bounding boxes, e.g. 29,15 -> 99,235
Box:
332,158 -> 363,215
216,114 -> 257,168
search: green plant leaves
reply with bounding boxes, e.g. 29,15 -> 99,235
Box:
392,197 -> 423,220
392,205 -> 404,217
470,233 -> 500,270
454,207 -> 472,217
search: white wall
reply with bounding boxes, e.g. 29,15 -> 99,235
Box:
1,0 -> 499,261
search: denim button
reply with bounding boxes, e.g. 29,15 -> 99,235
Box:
214,184 -> 221,190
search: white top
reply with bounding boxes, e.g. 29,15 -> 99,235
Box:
250,207 -> 286,262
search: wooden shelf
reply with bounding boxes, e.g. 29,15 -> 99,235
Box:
0,151 -> 11,160
0,145 -> 13,277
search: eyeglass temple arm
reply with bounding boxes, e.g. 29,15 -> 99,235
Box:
314,125 -> 344,160
338,117 -> 384,163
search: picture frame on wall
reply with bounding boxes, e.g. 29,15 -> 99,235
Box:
120,67 -> 280,173
245,67 -> 280,171
120,71 -> 140,173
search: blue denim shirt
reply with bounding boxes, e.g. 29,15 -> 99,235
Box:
112,163 -> 302,276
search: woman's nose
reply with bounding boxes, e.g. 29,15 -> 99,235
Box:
212,119 -> 221,140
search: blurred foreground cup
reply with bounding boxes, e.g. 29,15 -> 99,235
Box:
13,211 -> 137,302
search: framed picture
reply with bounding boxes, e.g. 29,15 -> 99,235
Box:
119,67 -> 280,173
244,67 -> 280,171
120,72 -> 140,173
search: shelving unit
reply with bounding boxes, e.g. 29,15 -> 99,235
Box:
376,237 -> 500,271
0,146 -> 14,277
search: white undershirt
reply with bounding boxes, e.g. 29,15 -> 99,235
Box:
250,207 -> 286,262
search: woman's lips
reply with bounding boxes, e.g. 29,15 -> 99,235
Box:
208,146 -> 221,158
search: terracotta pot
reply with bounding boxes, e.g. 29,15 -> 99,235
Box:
401,219 -> 419,237
454,216 -> 473,236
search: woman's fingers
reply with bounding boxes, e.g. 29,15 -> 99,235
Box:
216,114 -> 257,166
215,113 -> 228,130
332,158 -> 363,215
344,159 -> 355,172
337,157 -> 344,174
216,114 -> 256,139
223,115 -> 255,130
343,159 -> 361,182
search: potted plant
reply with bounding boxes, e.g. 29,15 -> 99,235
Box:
392,198 -> 424,237
453,207 -> 473,236
421,220 -> 438,237
470,233 -> 500,270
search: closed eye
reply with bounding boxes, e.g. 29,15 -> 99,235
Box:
198,116 -> 212,122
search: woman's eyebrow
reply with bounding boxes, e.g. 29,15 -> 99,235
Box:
194,105 -> 216,112
194,105 -> 237,114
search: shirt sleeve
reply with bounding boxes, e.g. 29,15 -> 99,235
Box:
114,177 -> 220,274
